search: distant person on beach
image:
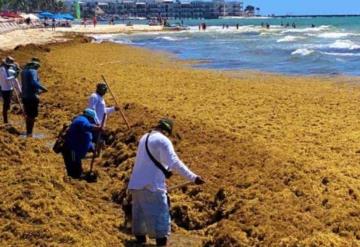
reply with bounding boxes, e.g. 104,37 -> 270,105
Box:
93,16 -> 97,28
51,18 -> 56,31
88,83 -> 119,125
128,118 -> 205,246
203,22 -> 206,30
0,56 -> 21,124
83,17 -> 87,27
311,24 -> 316,28
62,108 -> 102,179
266,23 -> 270,29
25,17 -> 31,25
292,22 -> 296,29
21,58 -> 48,137
236,23 -> 239,29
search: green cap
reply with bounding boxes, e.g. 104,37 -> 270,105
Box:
158,118 -> 173,135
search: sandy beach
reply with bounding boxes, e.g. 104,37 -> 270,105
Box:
0,37 -> 360,246
0,24 -> 164,51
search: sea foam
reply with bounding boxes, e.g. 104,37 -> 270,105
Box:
277,35 -> 303,42
329,40 -> 360,50
156,36 -> 188,41
321,51 -> 360,57
317,32 -> 352,39
291,48 -> 314,56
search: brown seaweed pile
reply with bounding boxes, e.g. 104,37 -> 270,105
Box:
0,38 -> 359,246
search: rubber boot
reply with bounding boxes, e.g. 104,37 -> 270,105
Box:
26,117 -> 35,136
135,235 -> 146,244
3,109 -> 8,124
156,237 -> 167,247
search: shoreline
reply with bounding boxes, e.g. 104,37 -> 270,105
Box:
1,29 -> 360,82
0,24 -> 164,51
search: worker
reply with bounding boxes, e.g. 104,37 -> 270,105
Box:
0,56 -> 21,124
88,82 -> 119,125
62,108 -> 102,179
128,118 -> 205,246
21,58 -> 47,136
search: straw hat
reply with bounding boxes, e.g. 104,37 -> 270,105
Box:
2,56 -> 14,65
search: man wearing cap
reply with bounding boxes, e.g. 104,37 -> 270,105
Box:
0,56 -> 21,124
128,118 -> 205,247
88,82 -> 119,125
62,108 -> 102,179
21,58 -> 47,136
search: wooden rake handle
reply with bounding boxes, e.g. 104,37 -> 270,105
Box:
101,75 -> 131,130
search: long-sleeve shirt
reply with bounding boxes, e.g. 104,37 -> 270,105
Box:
0,66 -> 21,93
21,68 -> 46,100
65,115 -> 95,159
88,92 -> 115,124
128,131 -> 198,192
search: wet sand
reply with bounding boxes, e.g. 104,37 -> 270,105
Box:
0,39 -> 360,246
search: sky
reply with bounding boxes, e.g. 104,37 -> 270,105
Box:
245,0 -> 360,15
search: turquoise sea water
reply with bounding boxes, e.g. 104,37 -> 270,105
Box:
95,17 -> 360,75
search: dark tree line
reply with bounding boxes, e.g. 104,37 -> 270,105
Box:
0,0 -> 66,12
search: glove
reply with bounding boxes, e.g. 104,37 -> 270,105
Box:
194,176 -> 205,185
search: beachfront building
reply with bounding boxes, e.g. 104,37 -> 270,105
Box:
68,0 -> 246,19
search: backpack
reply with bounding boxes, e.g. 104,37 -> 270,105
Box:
53,124 -> 69,154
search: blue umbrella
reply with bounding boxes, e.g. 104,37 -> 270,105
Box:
61,13 -> 74,20
38,11 -> 54,19
52,13 -> 63,20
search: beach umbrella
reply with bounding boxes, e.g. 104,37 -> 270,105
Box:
52,13 -> 64,20
38,12 -> 54,19
61,13 -> 74,20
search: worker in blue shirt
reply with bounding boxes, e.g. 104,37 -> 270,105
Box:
21,58 -> 48,137
62,108 -> 102,179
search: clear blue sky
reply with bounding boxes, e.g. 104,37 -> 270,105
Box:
245,0 -> 360,15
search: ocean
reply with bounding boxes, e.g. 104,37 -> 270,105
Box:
94,17 -> 360,76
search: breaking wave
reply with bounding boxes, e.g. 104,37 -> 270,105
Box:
329,40 -> 360,50
321,51 -> 360,57
291,48 -> 315,56
317,32 -> 353,39
156,36 -> 188,41
277,35 -> 303,43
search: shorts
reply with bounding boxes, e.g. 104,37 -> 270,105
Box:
22,97 -> 39,118
130,189 -> 171,239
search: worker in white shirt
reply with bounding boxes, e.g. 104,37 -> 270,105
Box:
0,57 -> 21,124
128,118 -> 205,247
88,83 -> 119,124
